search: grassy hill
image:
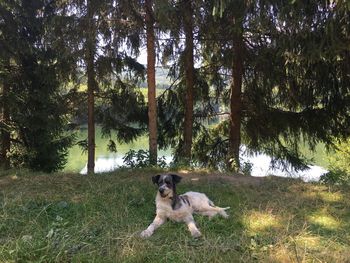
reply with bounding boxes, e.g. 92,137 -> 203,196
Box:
1,169 -> 349,262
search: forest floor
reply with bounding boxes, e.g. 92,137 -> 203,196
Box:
1,168 -> 349,262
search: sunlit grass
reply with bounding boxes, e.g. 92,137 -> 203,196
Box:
295,233 -> 322,249
308,212 -> 341,230
243,211 -> 281,234
318,191 -> 343,203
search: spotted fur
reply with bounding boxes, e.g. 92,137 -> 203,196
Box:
140,174 -> 230,238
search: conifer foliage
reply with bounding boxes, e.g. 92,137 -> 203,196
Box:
0,0 -> 74,172
0,0 -> 349,173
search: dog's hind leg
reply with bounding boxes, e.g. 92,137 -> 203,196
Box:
140,215 -> 166,238
204,211 -> 218,219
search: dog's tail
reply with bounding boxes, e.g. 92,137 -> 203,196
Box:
217,206 -> 230,218
209,200 -> 230,218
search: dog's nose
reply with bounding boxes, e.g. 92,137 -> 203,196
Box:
159,188 -> 165,194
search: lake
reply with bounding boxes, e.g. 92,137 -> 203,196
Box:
64,126 -> 172,173
65,126 -> 330,182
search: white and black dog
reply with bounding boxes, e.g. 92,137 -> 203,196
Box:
140,173 -> 230,238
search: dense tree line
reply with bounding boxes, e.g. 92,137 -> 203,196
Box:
0,0 -> 349,174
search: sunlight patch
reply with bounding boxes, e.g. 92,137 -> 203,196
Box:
120,241 -> 137,258
295,234 -> 322,249
308,212 -> 340,230
319,191 -> 343,203
244,211 -> 281,233
266,246 -> 294,262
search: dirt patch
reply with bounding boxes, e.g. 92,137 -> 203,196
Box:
0,175 -> 20,188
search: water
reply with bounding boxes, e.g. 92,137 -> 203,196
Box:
239,146 -> 328,182
65,126 -> 172,173
65,127 -> 328,182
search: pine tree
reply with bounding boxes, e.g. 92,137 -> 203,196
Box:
0,61 -> 10,169
145,0 -> 158,165
0,0 -> 74,172
194,0 -> 350,171
182,0 -> 195,163
55,0 -> 147,172
155,0 -> 205,164
86,0 -> 97,174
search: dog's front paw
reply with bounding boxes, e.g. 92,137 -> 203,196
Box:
140,229 -> 153,238
191,230 -> 202,238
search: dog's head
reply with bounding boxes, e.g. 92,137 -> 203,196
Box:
152,174 -> 182,198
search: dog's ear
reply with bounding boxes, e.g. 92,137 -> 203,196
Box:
170,174 -> 182,184
152,174 -> 161,184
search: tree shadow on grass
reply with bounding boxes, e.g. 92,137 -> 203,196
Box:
220,177 -> 350,263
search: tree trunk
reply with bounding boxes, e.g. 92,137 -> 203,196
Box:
228,29 -> 243,172
86,0 -> 96,174
145,0 -> 157,165
1,72 -> 11,169
182,0 -> 194,163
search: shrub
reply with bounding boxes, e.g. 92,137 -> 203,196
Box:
320,138 -> 350,185
122,149 -> 167,168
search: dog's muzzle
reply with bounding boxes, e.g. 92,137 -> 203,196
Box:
159,187 -> 168,198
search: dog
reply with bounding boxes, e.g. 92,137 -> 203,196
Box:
140,173 -> 230,238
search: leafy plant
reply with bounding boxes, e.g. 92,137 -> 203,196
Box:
320,138 -> 350,185
241,161 -> 253,176
122,149 -> 167,168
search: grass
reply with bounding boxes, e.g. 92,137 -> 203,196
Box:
1,169 -> 350,262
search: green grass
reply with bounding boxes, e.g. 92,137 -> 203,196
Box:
1,169 -> 349,262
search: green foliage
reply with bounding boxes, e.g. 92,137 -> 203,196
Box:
122,149 -> 167,168
60,0 -> 147,151
0,0 -> 74,172
1,0 -> 350,173
192,122 -> 229,171
196,0 -> 350,171
96,80 -> 148,145
321,138 -> 350,185
241,161 -> 253,176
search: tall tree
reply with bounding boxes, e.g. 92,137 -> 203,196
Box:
86,0 -> 97,174
182,0 -> 195,163
145,0 -> 157,165
54,0 -> 147,172
155,0 -> 205,164
0,62 -> 10,169
228,15 -> 244,171
0,0 -> 74,172
193,0 -> 350,172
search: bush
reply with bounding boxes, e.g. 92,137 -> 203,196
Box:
320,138 -> 350,185
122,149 -> 167,168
